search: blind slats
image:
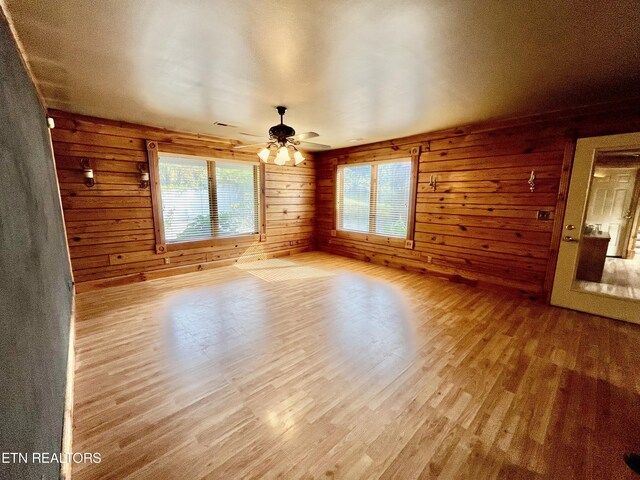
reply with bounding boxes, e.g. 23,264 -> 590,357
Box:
215,162 -> 259,237
337,160 -> 411,238
158,155 -> 259,243
375,162 -> 411,237
337,164 -> 371,233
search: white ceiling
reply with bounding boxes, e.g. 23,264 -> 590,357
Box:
5,0 -> 640,150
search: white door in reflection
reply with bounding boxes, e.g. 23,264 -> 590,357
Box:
586,168 -> 637,257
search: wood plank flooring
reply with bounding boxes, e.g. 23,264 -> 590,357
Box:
72,252 -> 640,479
575,256 -> 640,300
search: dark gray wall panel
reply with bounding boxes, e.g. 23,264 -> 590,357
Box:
0,11 -> 73,480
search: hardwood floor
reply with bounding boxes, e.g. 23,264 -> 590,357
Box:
575,256 -> 640,300
72,252 -> 640,479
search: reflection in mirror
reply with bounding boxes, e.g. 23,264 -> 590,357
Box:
573,148 -> 640,299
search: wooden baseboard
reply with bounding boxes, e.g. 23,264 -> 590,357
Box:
75,247 -> 312,292
60,289 -> 75,480
319,245 -> 544,301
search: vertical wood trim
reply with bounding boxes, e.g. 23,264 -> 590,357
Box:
59,291 -> 75,480
208,161 -> 220,237
406,145 -> 422,243
259,162 -> 267,240
370,164 -> 378,233
624,168 -> 640,258
543,137 -> 576,300
45,127 -> 75,284
332,159 -> 338,232
146,140 -> 166,254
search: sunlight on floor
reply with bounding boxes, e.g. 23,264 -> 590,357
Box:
235,258 -> 335,282
234,258 -> 299,270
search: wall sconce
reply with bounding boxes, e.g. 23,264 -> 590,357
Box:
80,158 -> 95,187
429,174 -> 437,192
528,170 -> 536,192
138,163 -> 150,188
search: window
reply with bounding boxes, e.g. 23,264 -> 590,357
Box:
336,160 -> 413,238
157,154 -> 260,244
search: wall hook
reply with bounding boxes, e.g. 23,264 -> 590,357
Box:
528,170 -> 536,192
429,174 -> 437,192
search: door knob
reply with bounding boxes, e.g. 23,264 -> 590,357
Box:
563,236 -> 578,242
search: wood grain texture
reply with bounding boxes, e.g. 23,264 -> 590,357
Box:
71,252 -> 640,479
49,110 -> 316,291
316,99 -> 640,301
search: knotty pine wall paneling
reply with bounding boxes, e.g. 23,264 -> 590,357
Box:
50,110 -> 316,292
316,99 -> 640,301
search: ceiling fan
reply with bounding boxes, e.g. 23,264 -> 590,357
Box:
234,106 -> 331,165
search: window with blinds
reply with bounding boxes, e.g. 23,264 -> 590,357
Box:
336,160 -> 412,238
158,154 -> 260,244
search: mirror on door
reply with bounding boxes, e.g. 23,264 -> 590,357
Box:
573,148 -> 640,299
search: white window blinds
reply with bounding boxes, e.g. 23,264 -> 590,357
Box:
215,162 -> 259,237
337,164 -> 372,233
375,162 -> 411,236
337,160 -> 411,238
158,154 -> 260,244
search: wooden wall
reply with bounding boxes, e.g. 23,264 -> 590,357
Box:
316,100 -> 640,300
50,110 -> 315,292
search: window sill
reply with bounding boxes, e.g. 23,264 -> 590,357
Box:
334,230 -> 408,248
164,233 -> 261,252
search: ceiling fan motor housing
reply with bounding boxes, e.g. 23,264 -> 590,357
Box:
268,123 -> 296,143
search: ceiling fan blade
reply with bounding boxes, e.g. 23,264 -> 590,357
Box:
238,132 -> 264,138
289,132 -> 319,141
233,142 -> 267,149
299,140 -> 332,150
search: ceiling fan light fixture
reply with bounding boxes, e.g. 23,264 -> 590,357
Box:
234,106 -> 330,165
258,147 -> 271,162
274,146 -> 289,165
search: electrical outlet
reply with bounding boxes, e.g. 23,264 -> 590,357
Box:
164,258 -> 170,264
405,240 -> 414,249
330,229 -> 337,237
260,233 -> 267,242
537,210 -> 551,220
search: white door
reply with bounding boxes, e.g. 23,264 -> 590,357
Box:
551,133 -> 640,324
585,167 -> 637,256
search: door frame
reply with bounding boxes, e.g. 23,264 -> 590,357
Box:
550,132 -> 640,324
624,169 -> 640,258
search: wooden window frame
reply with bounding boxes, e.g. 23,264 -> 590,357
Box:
333,146 -> 420,249
146,141 -> 266,254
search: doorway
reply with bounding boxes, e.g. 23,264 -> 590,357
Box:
551,132 -> 640,323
